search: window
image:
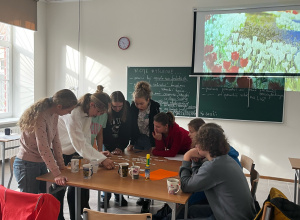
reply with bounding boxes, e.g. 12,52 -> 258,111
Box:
0,22 -> 12,118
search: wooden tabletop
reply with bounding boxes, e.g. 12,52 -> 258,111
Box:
289,158 -> 300,169
37,151 -> 191,204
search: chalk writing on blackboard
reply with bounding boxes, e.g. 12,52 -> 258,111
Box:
127,67 -> 197,117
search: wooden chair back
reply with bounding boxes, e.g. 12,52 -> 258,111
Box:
7,156 -> 16,189
240,154 -> 255,173
83,208 -> 152,220
250,168 -> 259,200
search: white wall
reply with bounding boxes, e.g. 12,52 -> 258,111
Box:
42,0 -> 300,179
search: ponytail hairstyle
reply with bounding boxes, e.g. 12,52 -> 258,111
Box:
78,91 -> 111,114
95,85 -> 104,93
108,91 -> 128,123
132,81 -> 152,101
18,89 -> 77,132
188,118 -> 206,132
153,111 -> 175,127
195,123 -> 230,157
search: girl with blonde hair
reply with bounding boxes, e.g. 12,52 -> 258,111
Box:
57,91 -> 114,220
14,89 -> 77,194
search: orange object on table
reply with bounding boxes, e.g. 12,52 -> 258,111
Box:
140,169 -> 178,181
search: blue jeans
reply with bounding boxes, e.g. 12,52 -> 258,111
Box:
13,157 -> 48,194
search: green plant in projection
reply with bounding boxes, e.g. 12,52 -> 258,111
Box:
238,13 -> 282,44
285,78 -> 300,91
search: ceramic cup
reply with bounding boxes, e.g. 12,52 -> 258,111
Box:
167,178 -> 180,195
129,165 -> 140,179
118,162 -> 129,177
90,159 -> 99,174
83,163 -> 93,179
4,128 -> 11,135
70,159 -> 79,173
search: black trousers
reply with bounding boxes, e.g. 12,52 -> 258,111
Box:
53,154 -> 90,220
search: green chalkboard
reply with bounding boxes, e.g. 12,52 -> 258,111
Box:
127,67 -> 197,117
199,78 -> 284,122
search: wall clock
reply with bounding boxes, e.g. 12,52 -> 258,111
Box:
118,37 -> 130,50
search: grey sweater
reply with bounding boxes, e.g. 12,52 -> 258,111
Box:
180,155 -> 256,220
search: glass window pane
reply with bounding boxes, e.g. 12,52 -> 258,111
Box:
0,46 -> 9,113
0,22 -> 10,41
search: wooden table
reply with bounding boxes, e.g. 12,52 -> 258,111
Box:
289,158 -> 300,204
37,152 -> 191,220
0,133 -> 20,186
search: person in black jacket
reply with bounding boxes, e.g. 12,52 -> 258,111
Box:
128,81 -> 160,152
127,81 -> 160,213
102,91 -> 131,207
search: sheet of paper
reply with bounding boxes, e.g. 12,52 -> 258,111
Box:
164,154 -> 184,161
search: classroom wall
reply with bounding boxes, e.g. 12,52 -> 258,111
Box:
42,0 -> 300,179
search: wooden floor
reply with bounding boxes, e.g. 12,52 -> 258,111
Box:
1,159 -> 295,220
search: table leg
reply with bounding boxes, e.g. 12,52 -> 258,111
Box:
167,202 -> 177,220
75,187 -> 81,220
97,191 -> 101,211
1,142 -> 5,186
297,170 -> 300,205
104,191 -> 108,212
184,202 -> 188,219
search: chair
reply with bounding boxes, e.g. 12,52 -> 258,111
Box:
240,154 -> 259,199
0,185 -> 60,220
7,155 -> 16,189
83,208 -> 152,220
240,154 -> 255,173
254,187 -> 300,220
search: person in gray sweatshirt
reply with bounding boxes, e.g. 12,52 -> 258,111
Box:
179,123 -> 256,220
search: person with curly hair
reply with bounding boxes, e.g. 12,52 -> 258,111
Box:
179,123 -> 256,220
14,89 -> 77,194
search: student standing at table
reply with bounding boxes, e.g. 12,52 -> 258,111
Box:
180,123 -> 256,219
90,85 -> 109,151
127,81 -> 160,212
101,91 -> 131,207
56,92 -> 114,220
152,111 -> 191,157
13,89 -> 77,194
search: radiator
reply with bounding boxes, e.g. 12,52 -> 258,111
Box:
0,126 -> 21,161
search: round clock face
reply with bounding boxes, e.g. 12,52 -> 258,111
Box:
118,37 -> 130,50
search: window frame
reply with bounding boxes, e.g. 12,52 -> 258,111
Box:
0,23 -> 13,118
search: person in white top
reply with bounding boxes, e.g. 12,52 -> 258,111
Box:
55,92 -> 114,220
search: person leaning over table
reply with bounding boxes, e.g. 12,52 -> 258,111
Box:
90,85 -> 109,151
54,92 -> 114,220
152,111 -> 191,157
179,123 -> 256,220
127,81 -> 160,212
101,90 -> 131,207
13,89 -> 77,196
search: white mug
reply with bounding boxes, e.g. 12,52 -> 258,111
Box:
129,165 -> 140,179
83,163 -> 93,179
118,163 -> 129,177
167,178 -> 180,195
70,159 -> 79,173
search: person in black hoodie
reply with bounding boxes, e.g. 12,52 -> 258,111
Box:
102,91 -> 131,207
127,81 -> 160,213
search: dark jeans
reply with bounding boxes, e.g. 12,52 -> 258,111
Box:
134,134 -> 152,150
53,153 -> 90,220
13,157 -> 47,194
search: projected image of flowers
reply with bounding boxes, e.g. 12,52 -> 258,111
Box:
203,10 -> 300,89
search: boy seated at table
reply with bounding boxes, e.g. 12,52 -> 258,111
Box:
179,123 -> 256,219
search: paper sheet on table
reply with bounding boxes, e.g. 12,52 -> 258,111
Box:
164,154 -> 184,161
140,169 -> 178,181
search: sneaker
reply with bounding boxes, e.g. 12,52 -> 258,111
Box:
141,199 -> 151,213
136,197 -> 144,206
115,196 -> 128,206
